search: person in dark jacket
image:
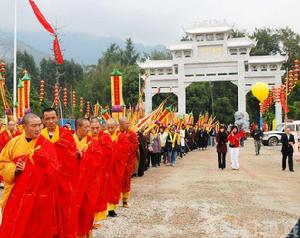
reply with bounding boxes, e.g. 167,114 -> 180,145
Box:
216,126 -> 228,169
198,127 -> 209,150
280,127 -> 295,172
251,124 -> 263,155
137,129 -> 147,176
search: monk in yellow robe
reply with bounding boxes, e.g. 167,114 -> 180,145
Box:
0,113 -> 59,238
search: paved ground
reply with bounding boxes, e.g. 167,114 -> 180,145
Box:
94,140 -> 300,238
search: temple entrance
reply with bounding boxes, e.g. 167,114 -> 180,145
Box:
185,81 -> 238,124
139,21 -> 287,126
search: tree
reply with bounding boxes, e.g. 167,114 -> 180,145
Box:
250,28 -> 280,55
214,97 -> 235,124
122,65 -> 140,106
141,50 -> 172,61
121,38 -> 139,66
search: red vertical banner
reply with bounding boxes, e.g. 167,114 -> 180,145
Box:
17,80 -> 25,119
113,76 -> 120,105
22,70 -> 31,111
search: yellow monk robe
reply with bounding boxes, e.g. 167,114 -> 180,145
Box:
74,133 -> 88,152
0,133 -> 37,208
41,125 -> 60,143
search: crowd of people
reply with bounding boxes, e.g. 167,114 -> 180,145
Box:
0,109 -> 297,238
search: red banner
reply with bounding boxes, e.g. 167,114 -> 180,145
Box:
113,76 -> 120,105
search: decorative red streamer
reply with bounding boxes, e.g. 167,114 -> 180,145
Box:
29,0 -> 64,65
28,0 -> 55,34
53,36 -> 64,65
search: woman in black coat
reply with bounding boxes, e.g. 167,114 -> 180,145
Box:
216,126 -> 228,170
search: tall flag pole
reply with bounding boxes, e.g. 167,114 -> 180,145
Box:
13,0 -> 17,114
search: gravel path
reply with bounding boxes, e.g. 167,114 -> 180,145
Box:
94,140 -> 300,238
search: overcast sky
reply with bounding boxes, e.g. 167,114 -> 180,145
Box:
1,0 -> 300,45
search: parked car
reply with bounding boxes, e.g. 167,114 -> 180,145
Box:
262,121 -> 300,146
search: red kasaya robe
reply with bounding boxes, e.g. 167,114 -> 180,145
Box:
0,129 -> 12,182
107,131 -> 130,206
76,135 -> 103,236
41,126 -> 79,238
122,129 -> 139,199
95,131 -> 113,218
0,129 -> 11,153
0,135 -> 59,238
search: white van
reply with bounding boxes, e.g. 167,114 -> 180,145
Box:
262,121 -> 300,146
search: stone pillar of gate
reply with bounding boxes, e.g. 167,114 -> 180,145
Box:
237,60 -> 246,114
275,75 -> 282,127
177,63 -> 186,115
144,76 -> 152,114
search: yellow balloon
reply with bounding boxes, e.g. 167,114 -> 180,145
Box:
251,82 -> 269,102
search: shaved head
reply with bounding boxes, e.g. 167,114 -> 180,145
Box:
106,118 -> 118,135
23,113 -> 42,139
119,117 -> 130,132
106,118 -> 117,126
7,120 -> 16,133
23,113 -> 40,125
75,118 -> 90,139
90,117 -> 100,124
90,117 -> 101,137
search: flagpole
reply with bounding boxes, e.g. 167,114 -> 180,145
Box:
13,0 -> 17,115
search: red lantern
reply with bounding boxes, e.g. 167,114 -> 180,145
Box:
72,90 -> 76,108
86,101 -> 91,117
40,80 -> 45,102
0,62 -> 6,79
54,83 -> 59,107
294,62 -> 299,85
80,97 -> 84,112
63,88 -> 68,107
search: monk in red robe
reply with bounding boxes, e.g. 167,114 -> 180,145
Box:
0,120 -> 11,153
41,108 -> 79,238
120,117 -> 139,208
106,119 -> 130,217
0,120 -> 15,185
90,118 -> 112,227
0,113 -> 59,238
7,120 -> 22,138
74,118 -> 102,238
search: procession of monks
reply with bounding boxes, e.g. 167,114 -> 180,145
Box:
0,108 -> 138,238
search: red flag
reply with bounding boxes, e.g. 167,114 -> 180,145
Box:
53,36 -> 64,65
29,0 -> 55,34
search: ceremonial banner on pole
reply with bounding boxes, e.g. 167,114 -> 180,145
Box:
110,68 -> 124,107
22,70 -> 31,112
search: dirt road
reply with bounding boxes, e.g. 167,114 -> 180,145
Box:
94,140 -> 300,238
